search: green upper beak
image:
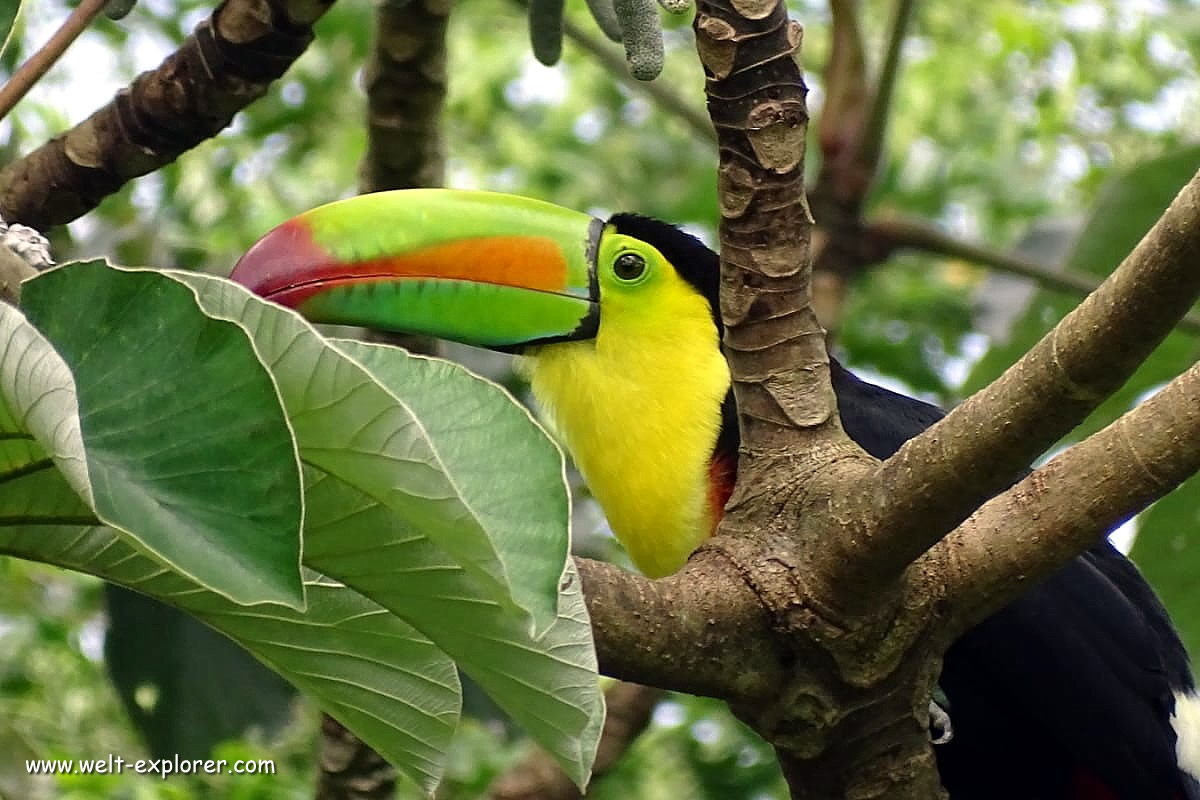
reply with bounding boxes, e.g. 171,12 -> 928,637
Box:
230,189 -> 602,348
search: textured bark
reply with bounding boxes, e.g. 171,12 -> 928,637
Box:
486,682 -> 661,800
690,2 -> 952,796
0,0 -> 334,230
0,248 -> 36,306
857,169 -> 1200,583
579,555 -> 786,701
358,0 -> 451,194
315,715 -> 397,800
940,360 -> 1200,636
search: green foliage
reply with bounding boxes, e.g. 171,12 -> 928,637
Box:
590,695 -> 785,800
0,263 -> 602,791
21,263 -> 305,609
0,0 -> 19,62
836,254 -> 975,399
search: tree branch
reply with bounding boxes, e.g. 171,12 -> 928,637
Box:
0,0 -> 335,230
695,0 -> 834,454
577,556 -> 785,702
0,0 -> 109,121
855,168 -> 1200,582
868,215 -> 1200,335
486,682 -> 661,800
940,360 -> 1200,635
358,0 -> 450,193
854,0 -> 914,175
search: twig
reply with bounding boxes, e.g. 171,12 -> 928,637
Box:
0,0 -> 109,122
869,215 -> 1200,335
561,16 -> 714,143
856,0 -> 914,170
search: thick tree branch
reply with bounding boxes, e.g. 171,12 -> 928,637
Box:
940,361 -> 1200,635
486,682 -> 661,800
696,1 -> 834,453
0,0 -> 334,230
577,556 -> 785,701
689,5 -> 955,796
358,0 -> 450,193
868,215 -> 1200,335
856,168 -> 1200,581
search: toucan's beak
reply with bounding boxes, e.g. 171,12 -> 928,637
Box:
230,190 -> 602,349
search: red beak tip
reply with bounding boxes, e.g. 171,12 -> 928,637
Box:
230,220 -> 327,299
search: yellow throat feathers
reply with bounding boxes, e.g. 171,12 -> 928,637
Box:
524,257 -> 730,578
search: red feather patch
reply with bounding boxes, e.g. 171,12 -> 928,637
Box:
706,453 -> 736,535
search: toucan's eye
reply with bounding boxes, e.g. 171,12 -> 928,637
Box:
613,252 -> 647,281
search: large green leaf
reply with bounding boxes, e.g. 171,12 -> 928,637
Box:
321,340 -> 604,785
0,524 -> 461,793
6,263 -> 601,785
173,269 -> 567,636
21,262 -> 304,608
170,271 -> 601,785
0,295 -> 461,791
0,301 -> 94,525
301,468 -> 603,786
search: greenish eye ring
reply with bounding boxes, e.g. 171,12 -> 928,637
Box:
613,252 -> 647,281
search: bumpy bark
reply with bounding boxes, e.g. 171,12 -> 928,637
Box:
0,0 -> 335,229
358,0 -> 451,193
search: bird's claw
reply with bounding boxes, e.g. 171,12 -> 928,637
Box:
929,699 -> 953,745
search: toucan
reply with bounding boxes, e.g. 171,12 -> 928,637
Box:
231,189 -> 1200,799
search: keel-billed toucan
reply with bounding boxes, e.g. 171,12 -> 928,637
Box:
232,189 -> 1200,799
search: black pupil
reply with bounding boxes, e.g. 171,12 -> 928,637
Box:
614,252 -> 646,280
